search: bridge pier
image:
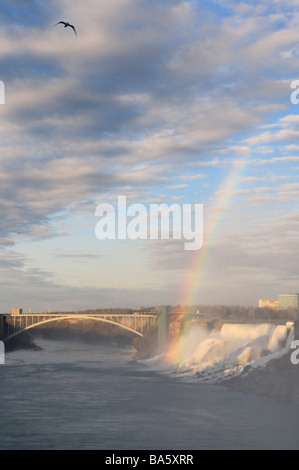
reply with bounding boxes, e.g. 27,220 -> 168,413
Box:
158,306 -> 170,352
0,315 -> 7,341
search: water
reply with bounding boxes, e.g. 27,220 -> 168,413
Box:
0,336 -> 299,450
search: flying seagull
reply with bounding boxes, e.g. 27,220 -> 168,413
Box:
53,21 -> 77,36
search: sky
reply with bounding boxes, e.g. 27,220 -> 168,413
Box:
0,0 -> 299,313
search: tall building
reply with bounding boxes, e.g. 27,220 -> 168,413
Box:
278,294 -> 299,310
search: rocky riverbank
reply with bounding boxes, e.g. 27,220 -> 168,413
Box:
4,331 -> 41,352
225,351 -> 299,405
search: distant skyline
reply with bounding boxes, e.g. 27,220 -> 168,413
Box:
1,0 -> 299,312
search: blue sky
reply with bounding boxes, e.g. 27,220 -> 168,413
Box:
0,0 -> 299,312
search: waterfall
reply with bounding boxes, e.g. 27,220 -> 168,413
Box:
144,322 -> 295,384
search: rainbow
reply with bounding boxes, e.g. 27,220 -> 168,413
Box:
167,154 -> 251,363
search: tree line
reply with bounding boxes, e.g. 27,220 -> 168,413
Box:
171,305 -> 299,321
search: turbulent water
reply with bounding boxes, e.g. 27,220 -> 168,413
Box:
145,322 -> 295,384
0,326 -> 299,450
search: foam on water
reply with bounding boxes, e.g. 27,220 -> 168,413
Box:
143,322 -> 295,384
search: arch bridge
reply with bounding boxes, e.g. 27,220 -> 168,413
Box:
0,313 -> 158,341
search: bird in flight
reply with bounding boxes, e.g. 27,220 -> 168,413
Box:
53,21 -> 77,36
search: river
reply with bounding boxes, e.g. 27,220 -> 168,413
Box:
0,337 -> 299,450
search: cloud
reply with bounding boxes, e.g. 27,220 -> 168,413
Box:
167,184 -> 188,190
246,114 -> 299,145
0,0 -> 299,308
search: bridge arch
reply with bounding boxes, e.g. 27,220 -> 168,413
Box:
6,315 -> 144,340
